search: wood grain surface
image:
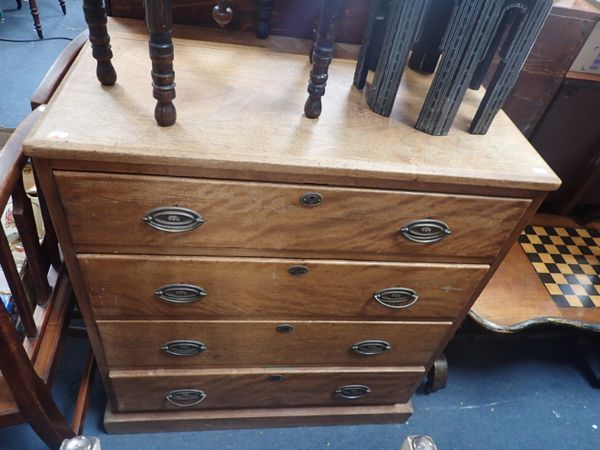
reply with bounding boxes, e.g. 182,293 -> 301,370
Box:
103,401 -> 413,433
97,320 -> 451,368
109,366 -> 424,411
56,171 -> 530,263
497,8 -> 599,136
30,31 -> 89,110
98,2 -> 598,139
32,159 -> 120,410
79,254 -> 488,320
554,0 -> 600,15
23,19 -> 560,193
21,16 -> 564,432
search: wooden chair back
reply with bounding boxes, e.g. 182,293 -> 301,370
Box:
0,31 -> 91,450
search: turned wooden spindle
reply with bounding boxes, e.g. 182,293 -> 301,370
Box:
82,0 -> 117,85
145,0 -> 177,127
255,0 -> 273,39
304,0 -> 343,119
213,1 -> 234,27
28,0 -> 44,39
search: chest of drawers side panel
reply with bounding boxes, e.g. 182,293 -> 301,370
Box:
419,192 -> 549,372
31,158 -> 119,410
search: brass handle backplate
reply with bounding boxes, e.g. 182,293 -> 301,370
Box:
155,284 -> 207,304
143,207 -> 205,233
166,389 -> 207,407
400,219 -> 451,244
161,340 -> 207,356
373,287 -> 419,309
335,385 -> 371,400
351,340 -> 392,356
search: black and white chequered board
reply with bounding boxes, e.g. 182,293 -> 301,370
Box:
518,225 -> 600,308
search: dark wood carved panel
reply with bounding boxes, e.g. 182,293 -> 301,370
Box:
105,0 -> 370,44
531,79 -> 600,213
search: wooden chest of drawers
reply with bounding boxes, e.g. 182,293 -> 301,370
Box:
24,19 -> 560,432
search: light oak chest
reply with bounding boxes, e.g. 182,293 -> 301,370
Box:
24,19 -> 560,432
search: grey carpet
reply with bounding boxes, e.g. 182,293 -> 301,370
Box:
0,0 -> 86,128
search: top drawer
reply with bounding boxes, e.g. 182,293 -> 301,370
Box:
55,171 -> 530,262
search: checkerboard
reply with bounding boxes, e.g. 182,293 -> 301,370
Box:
519,225 -> 600,308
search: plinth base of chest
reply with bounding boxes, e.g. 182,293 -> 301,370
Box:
103,402 -> 413,434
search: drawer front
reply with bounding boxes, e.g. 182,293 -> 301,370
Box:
80,255 -> 488,320
98,320 -> 451,368
109,367 -> 425,412
56,171 -> 530,262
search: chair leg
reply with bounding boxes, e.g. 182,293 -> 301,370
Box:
58,0 -> 66,15
304,0 -> 343,119
145,0 -> 177,127
82,0 -> 117,86
16,0 -> 22,10
28,0 -> 44,40
0,308 -> 75,449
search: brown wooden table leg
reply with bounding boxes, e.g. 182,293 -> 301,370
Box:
145,0 -> 177,127
82,0 -> 117,86
28,0 -> 44,40
304,0 -> 343,119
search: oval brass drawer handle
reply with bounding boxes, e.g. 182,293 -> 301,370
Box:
166,389 -> 207,407
143,207 -> 205,232
161,340 -> 207,356
335,385 -> 371,400
351,340 -> 392,356
400,219 -> 451,244
155,284 -> 207,304
373,287 -> 419,309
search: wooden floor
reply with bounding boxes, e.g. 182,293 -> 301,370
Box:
471,214 -> 600,332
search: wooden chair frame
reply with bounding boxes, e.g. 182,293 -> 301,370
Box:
0,32 -> 94,450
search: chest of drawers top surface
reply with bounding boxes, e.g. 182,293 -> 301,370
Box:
23,18 -> 559,193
